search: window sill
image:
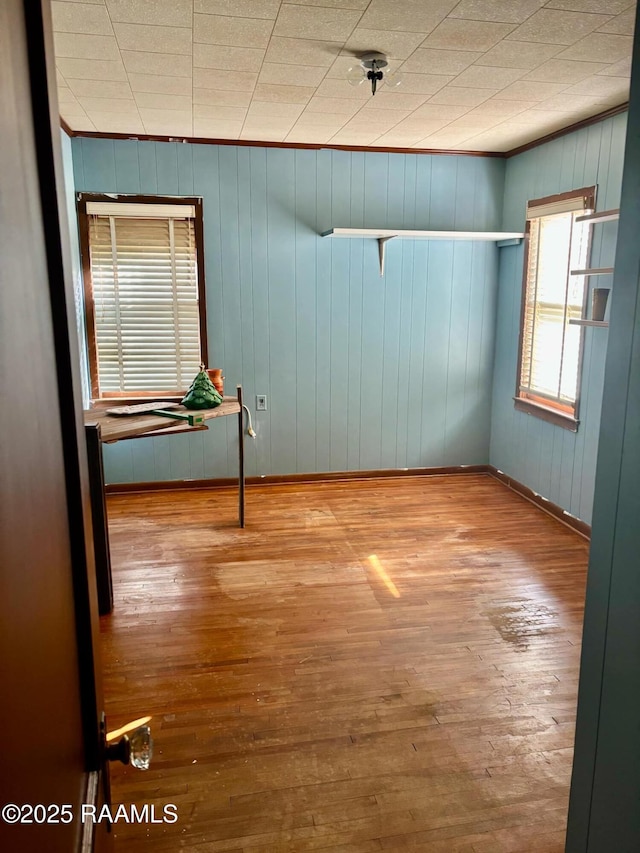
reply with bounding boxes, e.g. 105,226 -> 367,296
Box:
513,397 -> 579,432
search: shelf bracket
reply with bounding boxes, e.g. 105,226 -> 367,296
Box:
378,236 -> 393,276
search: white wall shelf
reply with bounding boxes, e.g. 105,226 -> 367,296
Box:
571,211 -> 618,323
575,208 -> 619,224
569,319 -> 609,328
321,228 -> 525,241
570,267 -> 614,276
321,228 -> 525,276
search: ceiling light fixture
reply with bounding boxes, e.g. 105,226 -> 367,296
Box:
346,52 -> 403,96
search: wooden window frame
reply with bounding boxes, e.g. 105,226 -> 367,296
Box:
514,186 -> 596,432
78,193 -> 208,404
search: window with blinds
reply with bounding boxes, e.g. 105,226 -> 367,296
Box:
516,187 -> 595,426
81,198 -> 206,398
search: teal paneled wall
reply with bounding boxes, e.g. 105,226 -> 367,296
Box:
72,138 -> 504,483
567,32 -> 640,840
490,113 -> 627,524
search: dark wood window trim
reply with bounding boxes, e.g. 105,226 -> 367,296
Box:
513,397 -> 579,432
77,192 -> 208,403
514,186 -> 596,430
524,186 -> 596,214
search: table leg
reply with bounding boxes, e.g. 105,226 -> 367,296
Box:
85,423 -> 114,614
237,385 -> 245,528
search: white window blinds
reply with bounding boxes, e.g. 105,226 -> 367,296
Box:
519,201 -> 591,411
88,207 -> 202,395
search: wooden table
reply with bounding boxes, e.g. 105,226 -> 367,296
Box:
84,386 -> 245,614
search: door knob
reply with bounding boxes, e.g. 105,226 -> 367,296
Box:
105,722 -> 153,770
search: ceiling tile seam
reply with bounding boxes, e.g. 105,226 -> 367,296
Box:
55,25 -> 192,36
60,68 -> 193,86
238,1 -> 283,141
509,12 -> 618,35
470,40 -> 565,68
56,65 -> 68,87
421,21 -> 520,52
442,13 -> 534,26
243,0 -> 373,142
182,10 -> 279,22
100,1 -> 144,136
290,0 -> 380,140
191,0 -> 194,139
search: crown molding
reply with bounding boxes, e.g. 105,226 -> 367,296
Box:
59,102 -> 628,161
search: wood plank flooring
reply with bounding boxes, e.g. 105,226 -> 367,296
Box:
101,474 -> 589,852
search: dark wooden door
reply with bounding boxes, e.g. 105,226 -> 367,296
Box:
0,2 -> 109,851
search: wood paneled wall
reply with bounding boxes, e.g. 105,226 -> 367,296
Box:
71,139 -> 505,483
490,113 -> 627,525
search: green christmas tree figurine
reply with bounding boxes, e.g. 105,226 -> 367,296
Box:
181,364 -> 223,410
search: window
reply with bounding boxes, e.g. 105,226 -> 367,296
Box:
515,186 -> 596,430
78,194 -> 207,400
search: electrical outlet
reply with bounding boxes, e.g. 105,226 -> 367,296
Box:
256,395 -> 267,411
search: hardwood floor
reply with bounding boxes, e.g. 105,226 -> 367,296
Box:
101,474 -> 589,852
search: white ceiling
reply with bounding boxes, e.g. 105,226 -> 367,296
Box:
54,0 -> 635,153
